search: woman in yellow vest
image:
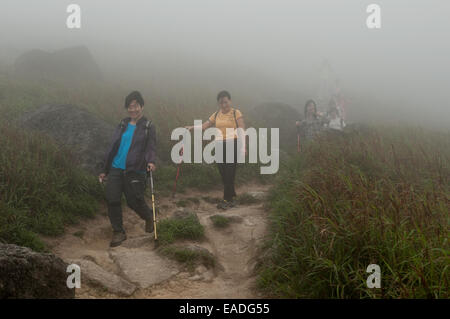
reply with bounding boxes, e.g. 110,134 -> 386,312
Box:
186,90 -> 246,209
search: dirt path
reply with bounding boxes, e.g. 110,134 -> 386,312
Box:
41,183 -> 271,299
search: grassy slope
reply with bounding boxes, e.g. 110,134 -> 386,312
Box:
258,126 -> 449,298
0,75 -> 267,251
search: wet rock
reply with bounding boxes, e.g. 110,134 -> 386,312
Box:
195,265 -> 208,274
17,104 -> 115,175
110,247 -> 180,289
0,244 -> 74,299
202,270 -> 215,282
70,259 -> 136,296
188,274 -> 202,281
14,46 -> 103,84
121,235 -> 153,249
247,191 -> 267,201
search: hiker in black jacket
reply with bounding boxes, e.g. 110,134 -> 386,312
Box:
98,91 -> 157,247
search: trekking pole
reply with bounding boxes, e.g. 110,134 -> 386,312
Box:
147,170 -> 158,247
172,144 -> 184,198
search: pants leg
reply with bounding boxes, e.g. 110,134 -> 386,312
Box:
105,168 -> 125,233
123,172 -> 153,221
222,139 -> 238,201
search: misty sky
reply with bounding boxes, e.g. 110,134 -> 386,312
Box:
1,0 -> 449,126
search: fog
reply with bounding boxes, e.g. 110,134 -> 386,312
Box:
1,0 -> 449,128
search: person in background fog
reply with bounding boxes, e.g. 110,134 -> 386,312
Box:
325,105 -> 346,131
295,99 -> 326,145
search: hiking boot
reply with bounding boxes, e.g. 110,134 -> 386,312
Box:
110,231 -> 127,247
145,217 -> 154,233
217,200 -> 230,210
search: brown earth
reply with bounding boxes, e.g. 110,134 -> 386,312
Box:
41,183 -> 272,299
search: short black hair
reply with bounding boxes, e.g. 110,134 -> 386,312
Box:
304,99 -> 317,118
124,91 -> 144,109
217,90 -> 231,102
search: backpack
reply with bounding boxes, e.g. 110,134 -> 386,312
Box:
212,108 -> 239,128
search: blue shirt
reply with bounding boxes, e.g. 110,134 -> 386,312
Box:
112,123 -> 136,170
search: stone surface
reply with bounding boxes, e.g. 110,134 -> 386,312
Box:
14,46 -> 103,84
0,244 -> 75,299
110,247 -> 180,289
247,191 -> 267,201
202,270 -> 215,282
17,104 -> 115,174
120,235 -> 154,249
70,259 -> 136,296
195,265 -> 207,274
188,274 -> 202,281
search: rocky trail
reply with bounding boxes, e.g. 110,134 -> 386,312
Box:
41,183 -> 272,299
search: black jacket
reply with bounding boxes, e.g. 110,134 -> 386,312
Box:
102,116 -> 156,175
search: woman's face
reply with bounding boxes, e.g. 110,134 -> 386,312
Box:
306,103 -> 316,117
127,99 -> 143,120
218,96 -> 232,110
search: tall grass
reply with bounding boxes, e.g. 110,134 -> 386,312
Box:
258,126 -> 449,298
0,123 -> 103,251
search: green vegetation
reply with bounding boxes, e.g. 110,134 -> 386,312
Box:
258,126 -> 449,298
0,123 -> 103,252
210,215 -> 232,228
0,75 -> 268,252
159,245 -> 215,270
157,213 -> 205,245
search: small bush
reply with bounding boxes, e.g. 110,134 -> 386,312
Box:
157,213 -> 205,245
210,215 -> 231,228
159,245 -> 215,270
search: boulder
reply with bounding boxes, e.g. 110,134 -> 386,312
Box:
17,104 -> 115,174
246,102 -> 301,153
14,46 -> 103,84
0,244 -> 74,299
109,247 -> 180,289
69,259 -> 136,296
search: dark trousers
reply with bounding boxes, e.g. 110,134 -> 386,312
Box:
216,139 -> 238,201
105,167 -> 153,233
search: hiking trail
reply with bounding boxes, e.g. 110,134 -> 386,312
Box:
41,183 -> 271,298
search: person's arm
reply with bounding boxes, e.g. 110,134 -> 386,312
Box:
185,119 -> 213,131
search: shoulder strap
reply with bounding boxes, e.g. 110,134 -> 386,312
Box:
213,109 -> 239,128
144,120 -> 153,149
140,120 -> 153,164
119,119 -> 127,133
144,120 -> 152,139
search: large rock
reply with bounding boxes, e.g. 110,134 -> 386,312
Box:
109,247 -> 180,289
0,244 -> 75,299
246,102 -> 301,153
14,46 -> 102,84
17,104 -> 115,174
69,259 -> 136,296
